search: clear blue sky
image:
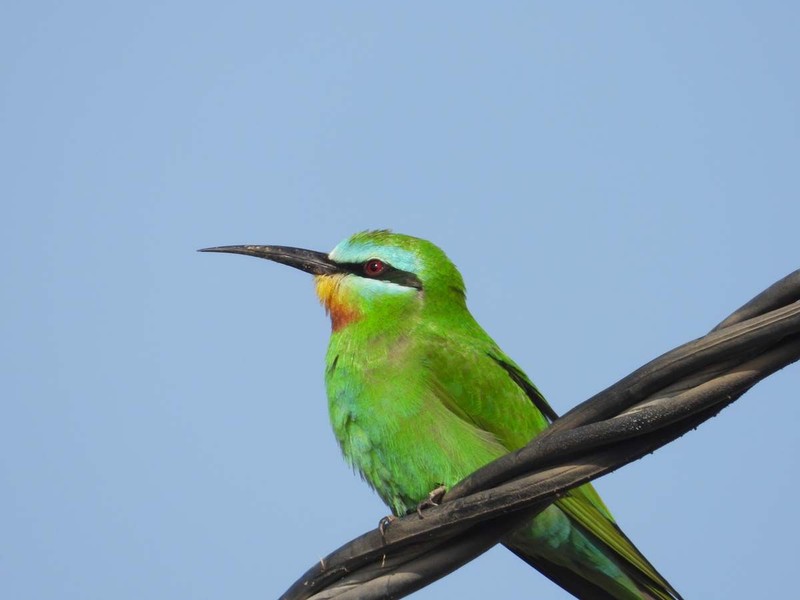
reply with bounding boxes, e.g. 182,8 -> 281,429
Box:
2,3 -> 799,599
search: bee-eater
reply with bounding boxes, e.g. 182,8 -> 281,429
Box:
201,230 -> 681,600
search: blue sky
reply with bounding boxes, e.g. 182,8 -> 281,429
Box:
2,3 -> 799,599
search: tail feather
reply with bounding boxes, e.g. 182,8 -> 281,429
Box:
571,517 -> 683,600
504,497 -> 683,600
505,545 -> 622,599
506,539 -> 681,600
558,491 -> 680,598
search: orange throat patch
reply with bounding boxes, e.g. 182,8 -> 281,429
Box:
314,275 -> 362,332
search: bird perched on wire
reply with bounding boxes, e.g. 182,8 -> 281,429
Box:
201,230 -> 681,600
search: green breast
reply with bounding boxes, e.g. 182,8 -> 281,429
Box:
324,324 -> 547,516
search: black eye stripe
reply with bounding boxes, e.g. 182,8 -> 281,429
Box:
337,261 -> 423,290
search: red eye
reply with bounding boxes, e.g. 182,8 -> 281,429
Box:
364,259 -> 386,276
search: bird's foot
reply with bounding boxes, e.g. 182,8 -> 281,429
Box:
378,514 -> 396,539
416,485 -> 447,518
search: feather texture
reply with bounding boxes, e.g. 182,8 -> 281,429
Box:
316,231 -> 680,598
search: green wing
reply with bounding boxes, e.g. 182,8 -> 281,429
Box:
423,329 -> 681,599
422,330 -> 552,451
487,352 -> 559,421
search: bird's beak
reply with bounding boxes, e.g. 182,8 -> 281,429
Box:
198,245 -> 341,276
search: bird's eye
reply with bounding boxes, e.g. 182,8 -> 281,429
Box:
363,259 -> 386,277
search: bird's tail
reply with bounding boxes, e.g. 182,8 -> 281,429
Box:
503,496 -> 682,600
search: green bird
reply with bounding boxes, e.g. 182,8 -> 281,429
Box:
202,230 -> 681,599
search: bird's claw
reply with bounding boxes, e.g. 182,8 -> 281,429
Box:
416,485 -> 447,518
378,514 -> 396,538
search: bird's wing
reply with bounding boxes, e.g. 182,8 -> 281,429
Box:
424,331 -> 681,598
487,352 -> 559,421
486,350 -> 621,521
423,328 -> 622,515
423,332 -> 553,452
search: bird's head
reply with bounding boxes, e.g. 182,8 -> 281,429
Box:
200,230 -> 467,332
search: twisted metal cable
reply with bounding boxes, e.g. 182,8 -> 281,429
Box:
281,270 -> 800,600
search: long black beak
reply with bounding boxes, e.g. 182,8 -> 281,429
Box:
198,245 -> 341,276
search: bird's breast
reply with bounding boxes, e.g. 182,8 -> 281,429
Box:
323,336 -> 508,515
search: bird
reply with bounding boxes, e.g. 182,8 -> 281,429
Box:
200,230 -> 682,600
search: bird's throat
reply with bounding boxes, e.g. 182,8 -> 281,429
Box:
315,275 -> 362,332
